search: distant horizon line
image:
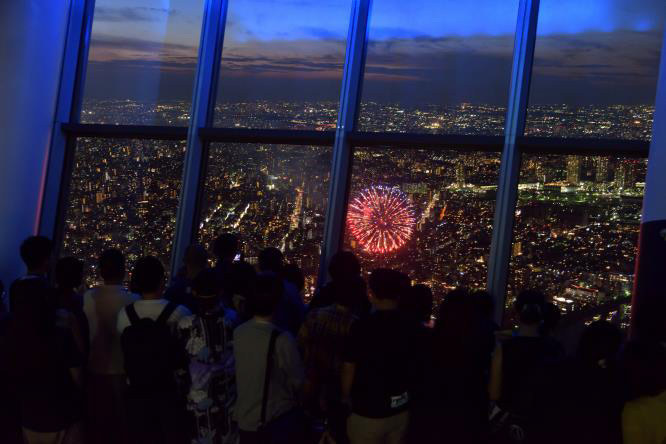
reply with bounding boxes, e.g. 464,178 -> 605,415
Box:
81,98 -> 656,107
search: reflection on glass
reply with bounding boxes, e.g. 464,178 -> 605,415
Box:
359,0 -> 518,134
507,155 -> 646,328
81,0 -> 204,125
63,138 -> 185,284
214,0 -> 350,129
199,144 -> 332,300
344,148 -> 501,304
527,0 -> 665,139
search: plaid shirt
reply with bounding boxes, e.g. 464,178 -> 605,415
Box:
298,304 -> 358,390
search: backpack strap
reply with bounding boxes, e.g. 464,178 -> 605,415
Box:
126,303 -> 140,325
260,329 -> 281,428
156,301 -> 179,325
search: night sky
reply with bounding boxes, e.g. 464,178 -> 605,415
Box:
83,0 -> 666,106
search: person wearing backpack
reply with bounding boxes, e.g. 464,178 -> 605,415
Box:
234,272 -> 305,444
116,256 -> 191,444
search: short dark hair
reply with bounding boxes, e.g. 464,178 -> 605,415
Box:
435,288 -> 480,342
192,268 -> 221,297
334,275 -> 367,309
20,236 -> 53,271
577,320 -> 622,365
9,277 -> 51,323
400,284 -> 433,323
542,302 -> 561,334
99,249 -> 125,282
328,251 -> 361,281
213,233 -> 238,260
258,247 -> 284,273
184,244 -> 208,269
282,263 -> 305,293
55,257 -> 84,289
228,261 -> 257,297
515,289 -> 545,325
130,256 -> 165,294
368,268 -> 405,301
250,272 -> 283,316
471,290 -> 494,319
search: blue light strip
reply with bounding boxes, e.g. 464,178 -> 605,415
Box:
318,0 -> 373,287
487,0 -> 541,322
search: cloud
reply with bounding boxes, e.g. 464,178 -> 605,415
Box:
87,58 -> 197,73
91,35 -> 195,53
296,27 -> 345,40
94,7 -> 176,23
84,20 -> 662,105
88,34 -> 198,64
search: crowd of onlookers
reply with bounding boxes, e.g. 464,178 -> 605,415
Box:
0,234 -> 665,444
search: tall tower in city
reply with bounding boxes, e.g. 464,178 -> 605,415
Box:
615,161 -> 636,190
535,162 -> 545,185
566,156 -> 581,186
595,158 -> 608,184
455,157 -> 466,187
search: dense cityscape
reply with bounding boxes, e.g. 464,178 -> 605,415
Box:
63,99 -> 652,325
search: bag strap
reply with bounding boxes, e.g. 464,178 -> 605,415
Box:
156,301 -> 179,325
126,303 -> 140,325
260,329 -> 281,428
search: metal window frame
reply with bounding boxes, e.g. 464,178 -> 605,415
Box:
318,0 -> 373,285
38,0 -> 95,244
170,0 -> 229,273
487,0 -> 541,323
46,0 -> 652,304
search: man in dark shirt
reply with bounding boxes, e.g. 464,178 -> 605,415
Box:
342,268 -> 422,444
213,233 -> 239,286
164,244 -> 208,311
258,247 -> 305,336
9,236 -> 53,311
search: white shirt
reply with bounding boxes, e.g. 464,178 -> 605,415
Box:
233,319 -> 304,431
83,285 -> 139,375
116,298 -> 191,335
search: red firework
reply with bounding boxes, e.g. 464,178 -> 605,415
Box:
347,185 -> 416,254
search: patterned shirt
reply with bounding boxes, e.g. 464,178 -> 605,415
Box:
298,304 -> 358,398
178,307 -> 238,444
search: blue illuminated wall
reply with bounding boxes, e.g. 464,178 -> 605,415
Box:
0,1 -> 71,293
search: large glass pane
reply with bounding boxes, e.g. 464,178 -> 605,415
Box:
82,0 -> 204,125
344,148 -> 501,305
63,138 -> 185,286
507,154 -> 646,328
358,0 -> 519,135
527,0 -> 666,140
214,0 -> 350,130
199,144 -> 332,300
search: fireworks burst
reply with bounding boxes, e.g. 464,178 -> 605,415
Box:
347,185 -> 416,254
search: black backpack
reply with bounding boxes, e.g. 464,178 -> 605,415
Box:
120,302 -> 182,395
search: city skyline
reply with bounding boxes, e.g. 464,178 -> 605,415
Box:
66,99 -> 650,330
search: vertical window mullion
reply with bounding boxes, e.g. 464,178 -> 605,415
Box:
39,0 -> 96,246
487,0 -> 540,323
170,0 -> 228,275
318,0 -> 373,287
